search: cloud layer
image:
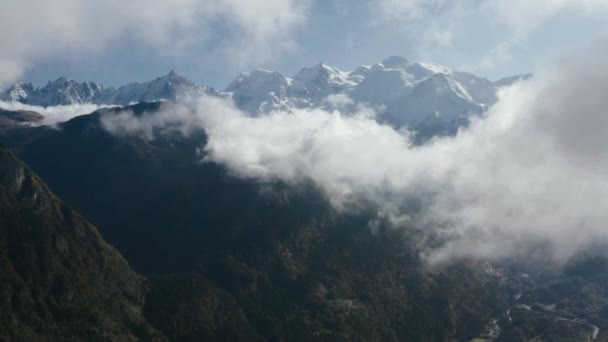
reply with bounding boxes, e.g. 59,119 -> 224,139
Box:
0,100 -> 108,126
376,0 -> 607,29
372,0 -> 608,74
0,0 -> 310,86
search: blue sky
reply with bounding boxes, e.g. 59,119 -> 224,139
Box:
3,0 -> 608,89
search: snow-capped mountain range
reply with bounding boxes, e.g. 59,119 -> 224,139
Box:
226,56 -> 530,129
1,56 -> 530,131
1,70 -> 217,107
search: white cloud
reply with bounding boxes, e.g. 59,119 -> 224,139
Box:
371,0 -> 608,75
0,0 -> 310,86
0,100 -> 109,126
376,0 -> 608,31
100,101 -> 205,139
481,0 -> 608,36
323,94 -> 354,110
375,0 -> 448,24
99,42 -> 608,266
432,30 -> 453,48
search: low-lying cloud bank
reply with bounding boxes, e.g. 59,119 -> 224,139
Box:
100,44 -> 608,264
0,101 -> 109,126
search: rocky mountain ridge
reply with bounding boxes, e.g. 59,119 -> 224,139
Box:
1,71 -> 216,107
1,57 -> 530,132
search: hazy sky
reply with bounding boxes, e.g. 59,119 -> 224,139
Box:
4,0 -> 608,88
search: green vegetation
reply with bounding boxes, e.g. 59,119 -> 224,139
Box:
2,104 -> 608,341
0,149 -> 164,341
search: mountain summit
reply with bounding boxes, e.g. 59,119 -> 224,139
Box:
1,78 -> 109,106
106,70 -> 218,105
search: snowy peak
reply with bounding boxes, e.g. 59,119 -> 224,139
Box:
350,63 -> 412,101
226,69 -> 290,93
225,69 -> 291,114
404,62 -> 452,80
108,70 -> 211,105
292,63 -> 332,85
347,61 -> 485,127
343,57 -> 531,128
1,77 -> 109,107
159,69 -> 195,87
292,63 -> 344,84
289,63 -> 359,103
371,57 -> 453,84
225,62 -> 367,113
377,56 -> 452,79
1,83 -> 34,102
